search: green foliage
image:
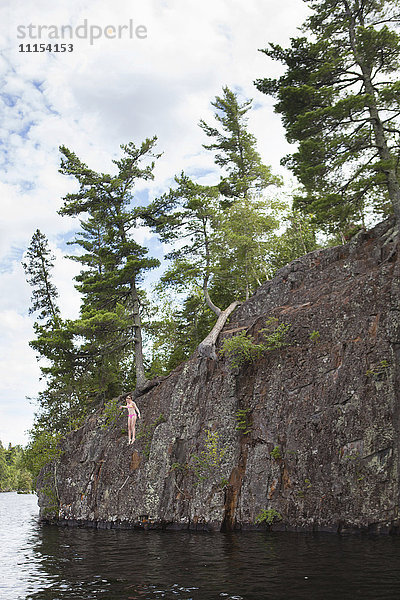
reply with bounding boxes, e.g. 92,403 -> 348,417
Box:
143,174 -> 220,291
268,208 -> 320,273
220,331 -> 266,368
23,430 -> 64,484
255,508 -> 283,526
270,446 -> 282,460
24,140 -> 165,452
235,408 -> 252,435
141,87 -> 284,376
101,398 -> 121,430
309,330 -> 320,343
22,229 -> 60,325
199,87 -> 282,300
191,429 -> 228,488
214,196 -> 281,300
146,290 -> 217,377
220,318 -> 291,368
199,86 -> 281,200
260,317 -> 291,351
58,138 -> 161,395
256,0 -> 400,232
0,442 -> 33,492
22,230 -> 95,441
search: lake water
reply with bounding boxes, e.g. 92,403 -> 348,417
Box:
2,492 -> 400,599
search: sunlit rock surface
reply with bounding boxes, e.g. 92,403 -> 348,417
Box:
37,218 -> 400,533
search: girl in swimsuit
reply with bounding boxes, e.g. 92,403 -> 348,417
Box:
120,395 -> 141,444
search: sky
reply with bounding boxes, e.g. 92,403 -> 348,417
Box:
0,0 -> 310,446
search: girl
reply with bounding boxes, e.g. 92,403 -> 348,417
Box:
120,395 -> 141,444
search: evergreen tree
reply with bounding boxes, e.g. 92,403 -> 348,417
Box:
22,230 -> 84,434
143,175 -> 227,361
0,443 -> 9,490
214,197 -> 279,300
198,87 -> 283,303
143,89 -> 282,363
268,209 -> 320,272
58,138 -> 161,393
147,174 -> 221,313
0,442 -> 33,492
22,229 -> 60,326
146,290 -> 215,376
256,0 -> 400,232
199,86 -> 281,201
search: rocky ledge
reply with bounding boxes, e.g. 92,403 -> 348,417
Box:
37,218 -> 400,533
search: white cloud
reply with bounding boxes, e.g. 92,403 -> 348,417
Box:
0,309 -> 41,446
0,0 -> 310,445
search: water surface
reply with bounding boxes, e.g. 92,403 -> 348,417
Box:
1,492 -> 400,599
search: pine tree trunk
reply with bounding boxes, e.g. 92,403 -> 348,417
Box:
130,281 -> 147,391
362,74 -> 400,228
345,1 -> 400,230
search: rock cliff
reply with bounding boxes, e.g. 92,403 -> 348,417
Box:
37,218 -> 400,533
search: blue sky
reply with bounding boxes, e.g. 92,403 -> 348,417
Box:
0,0 -> 310,446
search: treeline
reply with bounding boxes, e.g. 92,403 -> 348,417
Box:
23,0 -> 399,473
0,442 -> 33,492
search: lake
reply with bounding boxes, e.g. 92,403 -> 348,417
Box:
1,491 -> 400,599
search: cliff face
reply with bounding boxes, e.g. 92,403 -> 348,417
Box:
37,218 -> 400,533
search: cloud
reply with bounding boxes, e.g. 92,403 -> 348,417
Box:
0,0 -> 310,445
0,308 -> 41,446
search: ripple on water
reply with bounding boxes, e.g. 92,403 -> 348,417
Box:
2,492 -> 400,599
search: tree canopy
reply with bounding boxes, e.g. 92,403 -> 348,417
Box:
256,0 -> 400,232
58,139 -> 161,394
200,85 -> 281,202
143,88 -> 282,361
0,442 -> 33,492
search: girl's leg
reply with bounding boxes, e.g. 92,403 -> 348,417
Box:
127,418 -> 132,443
131,416 -> 137,443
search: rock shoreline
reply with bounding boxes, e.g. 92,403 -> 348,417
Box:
37,218 -> 400,534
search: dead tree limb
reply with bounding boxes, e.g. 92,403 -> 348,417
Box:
197,301 -> 241,360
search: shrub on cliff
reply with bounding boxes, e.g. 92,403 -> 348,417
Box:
220,317 -> 291,368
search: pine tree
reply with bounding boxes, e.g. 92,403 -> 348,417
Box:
58,138 -> 161,393
22,229 -> 60,325
199,86 -> 281,202
256,0 -> 400,232
22,230 -> 83,434
214,196 -> 279,300
143,89 -> 282,363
